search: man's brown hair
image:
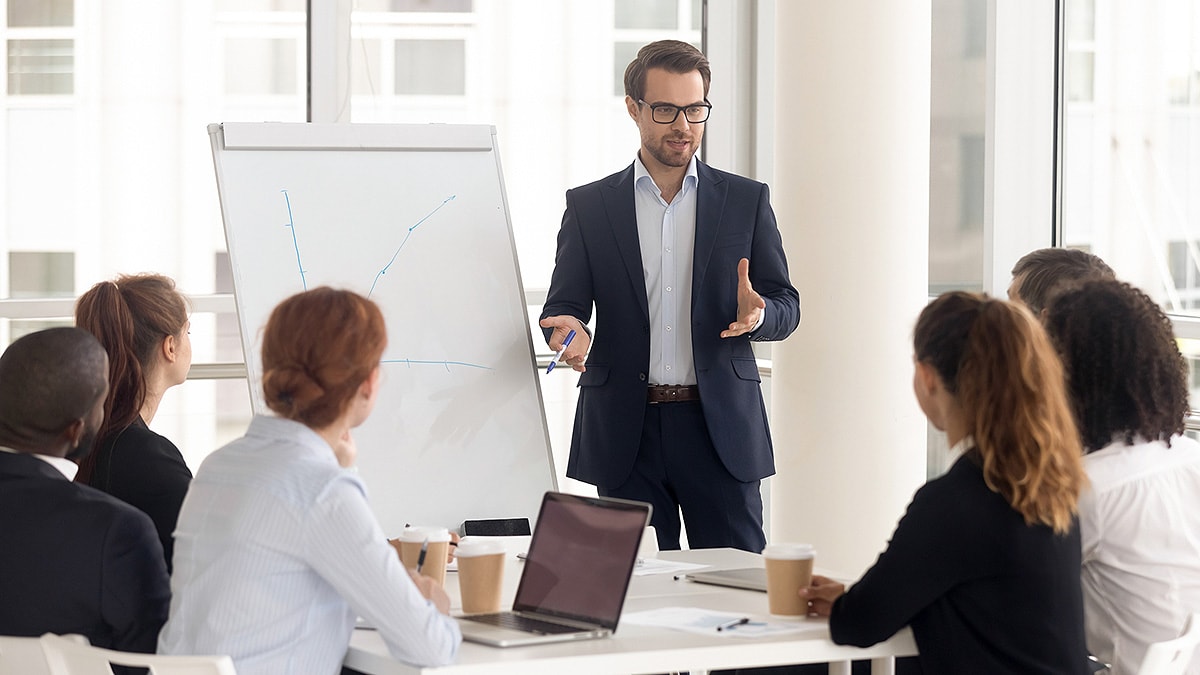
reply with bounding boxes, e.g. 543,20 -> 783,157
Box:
623,39 -> 711,102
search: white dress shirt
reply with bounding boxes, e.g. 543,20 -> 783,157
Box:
635,155 -> 699,386
1079,434 -> 1200,675
158,415 -> 460,674
632,155 -> 764,387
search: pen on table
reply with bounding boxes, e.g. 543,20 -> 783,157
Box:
716,617 -> 750,632
546,329 -> 577,373
415,539 -> 429,573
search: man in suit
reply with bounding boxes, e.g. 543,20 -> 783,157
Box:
0,327 -> 170,653
540,40 -> 800,552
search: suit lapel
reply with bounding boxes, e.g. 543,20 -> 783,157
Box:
602,165 -> 650,321
693,161 -> 728,295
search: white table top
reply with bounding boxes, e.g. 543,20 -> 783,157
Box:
343,544 -> 917,675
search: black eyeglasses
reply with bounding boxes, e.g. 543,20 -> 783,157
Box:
638,99 -> 712,125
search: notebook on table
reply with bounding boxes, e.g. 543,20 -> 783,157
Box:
456,491 -> 652,647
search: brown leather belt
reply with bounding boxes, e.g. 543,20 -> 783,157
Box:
647,384 -> 700,404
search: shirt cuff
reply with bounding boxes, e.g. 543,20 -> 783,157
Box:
751,305 -> 766,333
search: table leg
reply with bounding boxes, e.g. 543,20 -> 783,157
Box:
829,661 -> 851,675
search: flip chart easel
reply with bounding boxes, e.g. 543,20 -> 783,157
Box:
208,122 -> 556,535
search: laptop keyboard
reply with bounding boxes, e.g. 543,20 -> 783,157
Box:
468,612 -> 584,635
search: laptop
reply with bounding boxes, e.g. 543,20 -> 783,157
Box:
685,567 -> 768,592
456,491 -> 651,647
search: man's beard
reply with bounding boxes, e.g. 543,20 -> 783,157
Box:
644,134 -> 695,168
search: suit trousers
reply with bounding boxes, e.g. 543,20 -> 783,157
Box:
599,399 -> 765,552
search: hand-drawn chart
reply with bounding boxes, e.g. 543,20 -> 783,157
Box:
209,123 -> 556,534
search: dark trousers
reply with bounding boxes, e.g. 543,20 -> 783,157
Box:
598,399 -> 765,552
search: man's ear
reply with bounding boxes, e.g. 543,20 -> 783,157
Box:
626,95 -> 640,121
60,418 -> 86,449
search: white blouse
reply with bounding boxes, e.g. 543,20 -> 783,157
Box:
1079,434 -> 1200,675
159,415 -> 460,674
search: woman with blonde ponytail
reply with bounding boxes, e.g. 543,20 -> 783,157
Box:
803,292 -> 1090,674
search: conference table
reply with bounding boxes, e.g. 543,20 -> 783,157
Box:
343,543 -> 917,675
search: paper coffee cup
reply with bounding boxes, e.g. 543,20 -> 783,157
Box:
392,526 -> 451,586
762,543 -> 816,617
455,538 -> 506,614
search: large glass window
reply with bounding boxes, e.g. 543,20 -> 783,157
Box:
7,39 -> 72,94
4,0 -> 74,96
348,0 -> 699,296
1062,0 -> 1200,413
6,251 -> 72,339
2,1 -> 709,480
1,1 -> 307,468
1061,0 -> 1200,311
929,0 -> 987,294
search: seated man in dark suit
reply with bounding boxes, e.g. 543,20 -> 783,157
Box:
0,327 -> 170,653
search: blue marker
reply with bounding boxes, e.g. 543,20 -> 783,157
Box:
546,329 -> 577,373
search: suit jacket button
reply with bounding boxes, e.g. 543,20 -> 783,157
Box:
638,373 -> 647,381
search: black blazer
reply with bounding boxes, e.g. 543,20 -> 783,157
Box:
541,161 -> 801,488
0,451 -> 170,653
87,418 -> 192,570
830,452 -> 1089,674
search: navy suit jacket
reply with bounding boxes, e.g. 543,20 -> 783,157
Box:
0,451 -> 170,653
541,161 -> 800,488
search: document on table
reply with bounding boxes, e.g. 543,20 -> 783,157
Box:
633,558 -> 708,576
622,607 -> 827,638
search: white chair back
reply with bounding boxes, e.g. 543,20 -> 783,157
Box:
1136,613 -> 1200,675
39,634 -> 236,675
0,635 -> 53,675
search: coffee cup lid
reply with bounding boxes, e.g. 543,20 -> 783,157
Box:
454,537 -> 507,557
762,543 -> 815,560
397,526 -> 451,543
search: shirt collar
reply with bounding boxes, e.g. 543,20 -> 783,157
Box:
0,446 -> 78,480
633,154 -> 699,194
947,435 -> 975,461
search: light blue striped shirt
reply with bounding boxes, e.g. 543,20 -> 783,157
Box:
635,155 -> 699,386
159,415 -> 460,674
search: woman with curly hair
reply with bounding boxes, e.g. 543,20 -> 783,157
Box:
1044,279 -> 1200,675
804,293 -> 1090,674
74,273 -> 193,570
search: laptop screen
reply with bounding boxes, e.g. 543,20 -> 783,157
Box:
511,493 -> 650,628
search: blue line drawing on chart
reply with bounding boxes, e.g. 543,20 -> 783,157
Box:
382,358 -> 493,373
276,190 -> 486,372
368,194 -> 457,298
281,189 -> 308,290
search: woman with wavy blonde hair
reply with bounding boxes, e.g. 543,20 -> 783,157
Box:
804,292 -> 1090,674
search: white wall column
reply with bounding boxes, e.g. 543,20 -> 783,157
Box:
770,2 -> 931,577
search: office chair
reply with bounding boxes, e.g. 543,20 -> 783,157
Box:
39,633 -> 236,675
1,634 -> 57,675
